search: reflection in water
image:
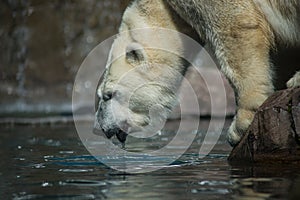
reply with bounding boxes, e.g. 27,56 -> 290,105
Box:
1,120 -> 300,199
231,164 -> 300,199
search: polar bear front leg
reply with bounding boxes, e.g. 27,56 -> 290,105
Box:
211,22 -> 274,146
226,64 -> 274,146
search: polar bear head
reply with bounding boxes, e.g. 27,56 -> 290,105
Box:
94,0 -> 198,142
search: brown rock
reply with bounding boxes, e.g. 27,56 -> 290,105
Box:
228,87 -> 300,163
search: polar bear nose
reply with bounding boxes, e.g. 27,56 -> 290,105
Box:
103,91 -> 113,102
102,90 -> 121,102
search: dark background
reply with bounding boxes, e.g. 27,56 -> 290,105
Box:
0,0 -> 299,117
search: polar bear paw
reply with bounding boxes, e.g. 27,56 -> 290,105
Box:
287,71 -> 300,88
227,121 -> 243,147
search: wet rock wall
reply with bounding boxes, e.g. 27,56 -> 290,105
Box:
0,0 -> 130,115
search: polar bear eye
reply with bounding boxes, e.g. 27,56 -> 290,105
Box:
126,42 -> 146,64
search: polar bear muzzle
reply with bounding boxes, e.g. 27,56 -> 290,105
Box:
94,89 -> 129,143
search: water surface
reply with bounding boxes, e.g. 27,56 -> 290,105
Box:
1,120 -> 300,199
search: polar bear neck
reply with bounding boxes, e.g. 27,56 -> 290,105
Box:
119,0 -> 199,54
254,0 -> 300,44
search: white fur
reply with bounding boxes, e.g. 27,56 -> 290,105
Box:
97,87 -> 102,99
254,0 -> 300,44
97,0 -> 300,146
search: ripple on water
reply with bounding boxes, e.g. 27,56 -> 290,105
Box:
59,168 -> 94,173
13,194 -> 96,200
59,179 -> 107,187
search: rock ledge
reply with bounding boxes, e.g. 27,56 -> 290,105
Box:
228,87 -> 300,163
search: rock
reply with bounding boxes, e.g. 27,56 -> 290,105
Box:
0,0 -> 126,115
228,87 -> 300,164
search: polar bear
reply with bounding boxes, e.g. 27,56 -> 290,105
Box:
95,0 -> 300,146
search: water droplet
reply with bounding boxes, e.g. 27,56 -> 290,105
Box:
101,189 -> 108,193
41,182 -> 52,187
191,189 -> 198,194
45,139 -> 61,147
32,163 -> 46,169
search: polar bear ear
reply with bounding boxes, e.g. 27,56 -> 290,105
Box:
126,42 -> 147,64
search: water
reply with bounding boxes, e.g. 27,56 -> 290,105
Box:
1,120 -> 300,200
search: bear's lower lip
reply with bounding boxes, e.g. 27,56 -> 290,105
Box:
93,127 -> 128,143
116,130 -> 128,143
